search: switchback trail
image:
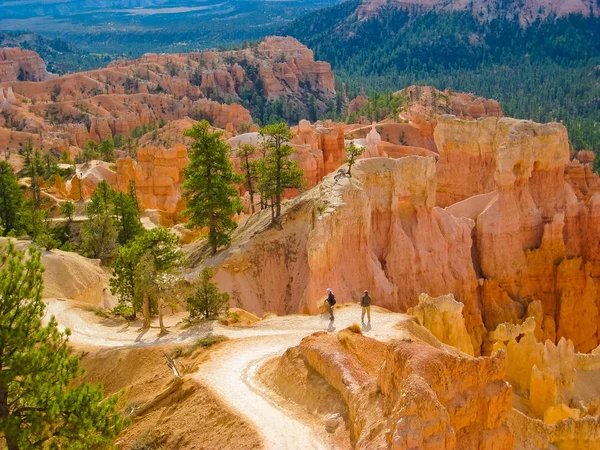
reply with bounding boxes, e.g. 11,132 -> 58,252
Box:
47,300 -> 411,449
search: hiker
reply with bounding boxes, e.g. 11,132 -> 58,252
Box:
361,290 -> 371,323
324,288 -> 336,321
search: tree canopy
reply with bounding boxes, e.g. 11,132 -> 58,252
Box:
183,120 -> 242,255
0,241 -> 125,449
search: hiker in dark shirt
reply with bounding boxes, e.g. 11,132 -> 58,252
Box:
324,288 -> 336,321
361,290 -> 371,323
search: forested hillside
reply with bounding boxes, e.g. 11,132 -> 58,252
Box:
283,2 -> 600,156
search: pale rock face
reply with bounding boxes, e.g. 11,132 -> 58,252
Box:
408,293 -> 474,355
490,318 -> 600,431
434,115 -> 569,206
2,238 -> 109,307
436,115 -> 599,352
6,87 -> 17,104
362,122 -> 386,158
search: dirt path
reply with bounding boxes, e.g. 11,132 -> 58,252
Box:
48,300 -> 411,449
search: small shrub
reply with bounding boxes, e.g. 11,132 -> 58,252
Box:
171,335 -> 228,359
113,302 -> 136,320
130,430 -> 167,450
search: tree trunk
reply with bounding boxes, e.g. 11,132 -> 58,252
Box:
158,301 -> 167,335
142,293 -> 151,329
0,386 -> 19,450
249,192 -> 255,214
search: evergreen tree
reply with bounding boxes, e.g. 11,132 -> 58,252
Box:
258,123 -> 304,220
113,188 -> 142,245
186,268 -> 230,320
344,142 -> 365,177
81,184 -> 117,261
59,201 -> 75,223
0,161 -> 23,236
0,241 -> 125,449
236,144 -> 257,214
183,120 -> 241,255
98,137 -> 115,162
110,228 -> 183,328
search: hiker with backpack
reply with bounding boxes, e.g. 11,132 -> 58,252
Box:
324,288 -> 336,321
361,290 -> 372,323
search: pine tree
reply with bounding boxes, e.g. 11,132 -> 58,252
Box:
59,201 -> 75,223
113,189 -> 143,245
236,144 -> 257,214
258,123 -> 304,221
344,142 -> 366,177
0,161 -> 23,236
110,228 -> 184,328
81,183 -> 117,261
183,120 -> 242,255
98,137 -> 115,162
186,268 -> 229,320
0,241 -> 126,449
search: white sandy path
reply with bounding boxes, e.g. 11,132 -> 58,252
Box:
46,299 -> 411,449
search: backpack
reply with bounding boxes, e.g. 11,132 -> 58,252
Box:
328,293 -> 337,306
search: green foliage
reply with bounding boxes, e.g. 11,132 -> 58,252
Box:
98,136 -> 115,162
113,183 -> 143,245
0,161 -> 23,236
0,241 -> 126,449
186,268 -> 230,321
81,181 -> 118,260
81,209 -> 118,260
183,120 -> 242,254
171,334 -> 229,359
60,201 -> 75,222
258,123 -> 305,219
357,91 -> 407,122
60,150 -> 72,164
344,142 -> 366,177
110,228 -> 184,320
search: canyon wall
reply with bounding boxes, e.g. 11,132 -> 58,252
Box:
200,115 -> 600,356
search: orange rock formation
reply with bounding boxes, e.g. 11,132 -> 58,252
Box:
116,144 -> 188,217
0,48 -> 55,82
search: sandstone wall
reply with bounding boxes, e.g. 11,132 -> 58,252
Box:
116,144 -> 188,217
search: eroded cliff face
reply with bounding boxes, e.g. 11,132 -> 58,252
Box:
0,37 -> 334,155
262,324 -> 513,450
0,48 -> 55,82
199,155 -> 486,350
199,114 -> 600,359
116,145 -> 188,218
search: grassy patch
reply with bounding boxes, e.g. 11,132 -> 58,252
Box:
171,335 -> 228,359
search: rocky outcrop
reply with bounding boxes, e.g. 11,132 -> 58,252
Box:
265,325 -> 512,449
434,115 -> 569,207
196,114 -> 600,357
201,156 -> 485,350
408,293 -> 475,356
2,238 -> 109,307
116,145 -> 188,217
357,0 -> 600,24
0,47 -> 54,82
